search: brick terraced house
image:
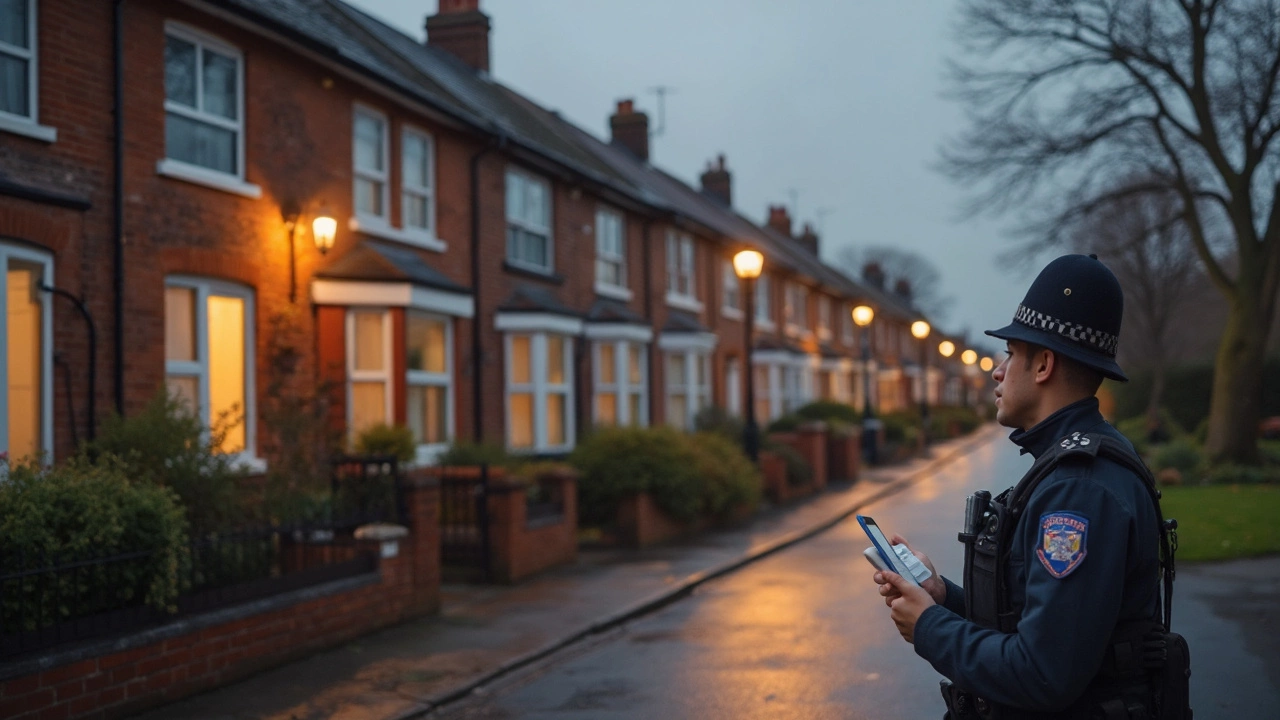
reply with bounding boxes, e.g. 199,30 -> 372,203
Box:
0,0 -> 967,467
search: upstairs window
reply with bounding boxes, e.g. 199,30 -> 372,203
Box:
506,169 -> 552,272
401,127 -> 435,235
665,231 -> 696,305
164,24 -> 243,177
0,0 -> 36,123
785,282 -> 808,333
842,303 -> 855,344
353,107 -> 388,221
817,296 -> 831,340
722,260 -> 741,314
755,274 -> 772,325
595,207 -> 626,292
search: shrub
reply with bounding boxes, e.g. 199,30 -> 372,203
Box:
794,400 -> 861,426
91,389 -> 246,533
1152,437 -> 1204,476
767,414 -> 802,433
1115,416 -> 1150,457
354,423 -> 416,463
688,432 -> 762,517
694,406 -> 745,444
1260,440 -> 1280,467
0,456 -> 189,627
878,411 -> 918,445
931,405 -> 982,436
438,440 -> 513,468
764,439 -> 812,487
570,426 -> 702,525
1109,359 -> 1280,435
1203,464 -> 1280,485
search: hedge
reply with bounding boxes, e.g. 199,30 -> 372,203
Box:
1106,358 -> 1280,433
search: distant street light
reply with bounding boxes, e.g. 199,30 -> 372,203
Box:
961,349 -> 978,407
938,340 -> 955,358
734,249 -> 764,463
961,349 -> 978,366
980,356 -> 995,373
852,305 -> 879,464
911,320 -> 931,447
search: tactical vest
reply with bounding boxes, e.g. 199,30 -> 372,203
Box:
943,432 -> 1190,720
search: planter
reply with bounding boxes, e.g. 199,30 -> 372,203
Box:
615,492 -> 705,548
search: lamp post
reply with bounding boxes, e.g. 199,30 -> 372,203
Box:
938,340 -> 955,406
852,304 -> 879,464
961,348 -> 978,407
733,249 -> 764,463
911,320 -> 932,447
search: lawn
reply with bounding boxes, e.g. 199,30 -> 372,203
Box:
1158,484 -> 1280,562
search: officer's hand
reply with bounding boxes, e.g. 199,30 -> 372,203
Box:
872,534 -> 946,607
882,571 -> 935,644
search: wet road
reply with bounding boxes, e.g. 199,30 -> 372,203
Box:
433,435 -> 1279,719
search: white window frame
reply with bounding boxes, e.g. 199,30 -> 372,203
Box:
785,281 -> 809,336
0,242 -> 53,461
665,231 -> 702,311
159,23 -> 250,191
345,308 -> 394,442
754,274 -> 775,330
165,275 -> 260,469
352,104 -> 389,224
726,357 -> 741,416
505,167 -> 554,273
397,125 -> 440,250
664,350 -> 711,431
817,296 -> 832,341
505,332 -> 575,453
594,206 -> 630,299
842,303 -> 855,345
0,0 -> 55,142
721,260 -> 743,320
593,339 -> 648,427
406,311 -> 453,465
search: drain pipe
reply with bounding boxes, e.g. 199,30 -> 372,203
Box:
40,284 -> 97,442
469,132 -> 507,442
112,0 -> 126,416
642,219 -> 655,423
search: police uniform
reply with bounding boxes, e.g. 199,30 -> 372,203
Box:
911,255 -> 1165,718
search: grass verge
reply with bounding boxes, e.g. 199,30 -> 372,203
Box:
1159,484 -> 1280,562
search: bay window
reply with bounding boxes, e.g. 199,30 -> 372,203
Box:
664,350 -> 710,430
507,332 -> 574,452
594,340 -> 648,427
1,244 -> 52,462
346,309 -> 392,439
407,311 -> 452,460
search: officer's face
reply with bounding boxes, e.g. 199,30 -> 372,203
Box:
992,341 -> 1034,430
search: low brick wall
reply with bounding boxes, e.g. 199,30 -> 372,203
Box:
760,450 -> 819,505
486,470 -> 578,583
615,493 -> 706,548
0,479 -> 442,720
826,432 -> 861,482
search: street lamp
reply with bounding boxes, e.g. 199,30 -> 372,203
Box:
980,356 -> 994,373
961,349 -> 977,407
938,341 -> 955,405
734,249 -> 764,463
911,320 -> 932,447
852,304 -> 879,464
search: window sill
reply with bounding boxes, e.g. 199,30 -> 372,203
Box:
349,217 -> 447,253
665,293 -> 704,313
412,443 -> 449,466
722,306 -> 744,321
0,114 -> 57,143
594,283 -> 633,301
784,323 -> 810,338
756,318 -> 777,332
232,454 -> 268,474
156,159 -> 262,199
509,444 -> 575,456
503,261 -> 564,285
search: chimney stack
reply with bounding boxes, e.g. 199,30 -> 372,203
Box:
766,204 -> 792,237
797,222 -> 819,256
700,154 -> 732,205
609,99 -> 650,161
426,0 -> 491,73
894,278 -> 913,301
863,262 -> 886,290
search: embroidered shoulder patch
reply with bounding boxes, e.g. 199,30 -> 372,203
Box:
1037,511 -> 1088,579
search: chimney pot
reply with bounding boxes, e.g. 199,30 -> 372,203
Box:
700,155 -> 732,205
894,279 -> 913,300
797,222 -> 819,256
426,0 -> 491,73
767,205 -> 792,237
610,98 -> 649,161
863,262 -> 886,290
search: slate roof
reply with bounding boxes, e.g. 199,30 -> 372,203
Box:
663,311 -> 713,335
586,298 -> 647,325
316,240 -> 469,293
497,284 -> 580,317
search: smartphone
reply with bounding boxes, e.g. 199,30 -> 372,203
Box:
856,515 -> 920,586
863,546 -> 891,572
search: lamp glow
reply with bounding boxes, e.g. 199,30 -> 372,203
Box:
852,305 -> 874,327
911,320 -> 931,339
938,340 -> 955,358
980,356 -> 995,372
312,213 -> 337,255
732,249 -> 764,279
961,349 -> 978,365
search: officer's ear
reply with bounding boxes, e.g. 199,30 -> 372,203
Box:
1031,347 -> 1056,386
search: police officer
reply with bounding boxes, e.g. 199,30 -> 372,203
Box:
874,254 -> 1162,718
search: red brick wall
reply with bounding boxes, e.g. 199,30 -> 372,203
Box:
485,472 -> 579,582
0,480 -> 441,720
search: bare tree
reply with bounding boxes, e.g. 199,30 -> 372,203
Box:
1067,183 -> 1201,429
836,245 -> 954,321
942,0 -> 1280,465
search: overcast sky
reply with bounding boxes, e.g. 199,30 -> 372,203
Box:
344,0 -> 1025,349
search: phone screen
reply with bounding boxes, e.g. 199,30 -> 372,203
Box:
857,515 -> 916,581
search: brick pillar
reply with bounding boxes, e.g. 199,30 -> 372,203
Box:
402,469 -> 442,613
797,421 -> 829,489
485,475 -> 522,583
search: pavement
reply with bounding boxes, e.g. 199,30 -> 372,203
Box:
134,425 -> 1006,720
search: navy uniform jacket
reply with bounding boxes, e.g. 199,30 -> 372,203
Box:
914,397 -> 1160,712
